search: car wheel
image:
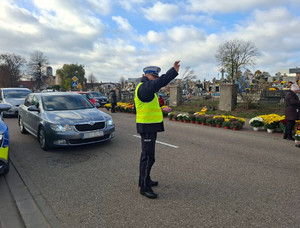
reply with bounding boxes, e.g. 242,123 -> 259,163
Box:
3,160 -> 9,175
38,126 -> 49,151
18,117 -> 28,134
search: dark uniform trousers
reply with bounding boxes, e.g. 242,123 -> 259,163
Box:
111,103 -> 116,113
284,120 -> 295,139
139,132 -> 157,191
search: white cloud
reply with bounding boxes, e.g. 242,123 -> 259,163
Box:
86,0 -> 112,15
32,0 -> 104,35
232,8 -> 300,51
186,0 -> 294,13
119,0 -> 145,12
112,16 -> 133,31
220,7 -> 300,73
142,2 -> 179,22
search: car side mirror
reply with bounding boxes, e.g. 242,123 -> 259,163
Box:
0,104 -> 11,112
94,102 -> 100,108
28,105 -> 40,112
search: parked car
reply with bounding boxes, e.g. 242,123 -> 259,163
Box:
72,91 -> 98,105
18,92 -> 115,150
0,104 -> 11,175
89,91 -> 109,107
0,88 -> 32,116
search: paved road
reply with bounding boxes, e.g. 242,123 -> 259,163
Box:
4,110 -> 300,227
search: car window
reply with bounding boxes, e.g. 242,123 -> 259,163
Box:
3,90 -> 31,99
42,95 -> 94,111
85,94 -> 92,100
90,91 -> 103,97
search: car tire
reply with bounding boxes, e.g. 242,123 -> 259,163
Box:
3,160 -> 9,175
18,117 -> 28,134
38,126 -> 49,151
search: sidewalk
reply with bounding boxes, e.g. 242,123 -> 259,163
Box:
0,153 -> 63,228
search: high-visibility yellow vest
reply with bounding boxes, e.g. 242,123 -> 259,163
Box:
135,83 -> 163,123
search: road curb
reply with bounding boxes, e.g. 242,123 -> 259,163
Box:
7,153 -> 64,228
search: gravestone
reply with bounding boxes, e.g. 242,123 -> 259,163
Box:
169,85 -> 182,107
219,83 -> 238,111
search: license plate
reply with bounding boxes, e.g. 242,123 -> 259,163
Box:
82,131 -> 104,139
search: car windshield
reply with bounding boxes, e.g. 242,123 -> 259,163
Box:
42,95 -> 94,111
81,93 -> 92,100
3,90 -> 31,99
90,91 -> 103,97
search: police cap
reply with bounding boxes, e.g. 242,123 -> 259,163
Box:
143,66 -> 161,77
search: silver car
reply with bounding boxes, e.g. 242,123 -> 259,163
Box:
0,88 -> 32,116
18,92 -> 115,150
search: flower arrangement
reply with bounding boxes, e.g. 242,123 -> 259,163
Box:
182,114 -> 190,122
213,116 -> 224,126
249,117 -> 264,128
124,103 -> 135,113
260,114 -> 285,130
162,106 -> 172,117
198,116 -> 207,124
161,106 -> 172,112
173,114 -> 178,121
230,120 -> 243,130
194,111 -> 206,116
104,103 -> 111,111
168,112 -> 175,120
201,107 -> 207,112
222,120 -> 231,129
189,115 -> 196,123
295,130 -> 300,141
206,118 -> 216,126
237,118 -> 246,126
177,114 -> 183,121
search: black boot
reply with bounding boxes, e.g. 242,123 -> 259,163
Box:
138,180 -> 158,187
140,188 -> 157,199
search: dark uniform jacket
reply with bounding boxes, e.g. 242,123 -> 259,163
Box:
136,67 -> 178,133
285,91 -> 300,120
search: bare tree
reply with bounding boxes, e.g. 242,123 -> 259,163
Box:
88,73 -> 97,89
215,39 -> 260,82
181,66 -> 196,82
28,51 -> 49,89
237,79 -> 258,109
0,53 -> 26,87
119,76 -> 126,89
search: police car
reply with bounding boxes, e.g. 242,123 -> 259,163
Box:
0,104 -> 11,175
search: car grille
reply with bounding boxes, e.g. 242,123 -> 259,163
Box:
74,122 -> 105,131
69,134 -> 110,144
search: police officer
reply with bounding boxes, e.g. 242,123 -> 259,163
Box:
135,61 -> 180,199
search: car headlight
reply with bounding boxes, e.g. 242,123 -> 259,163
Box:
106,119 -> 114,126
50,124 -> 72,132
0,134 -> 3,145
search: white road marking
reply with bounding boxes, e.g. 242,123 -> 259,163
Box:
133,135 -> 179,148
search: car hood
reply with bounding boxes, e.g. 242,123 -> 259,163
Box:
5,98 -> 25,106
44,108 -> 108,124
94,96 -> 107,99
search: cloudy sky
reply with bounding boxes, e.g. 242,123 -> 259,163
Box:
1,0 -> 300,82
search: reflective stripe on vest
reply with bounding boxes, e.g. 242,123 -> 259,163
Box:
134,83 -> 163,123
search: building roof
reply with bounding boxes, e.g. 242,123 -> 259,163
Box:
289,68 -> 300,73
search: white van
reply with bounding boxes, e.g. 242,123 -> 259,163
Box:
0,88 -> 32,116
